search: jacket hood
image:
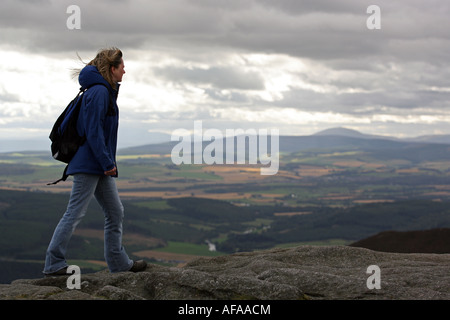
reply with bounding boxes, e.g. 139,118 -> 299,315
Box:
78,65 -> 113,91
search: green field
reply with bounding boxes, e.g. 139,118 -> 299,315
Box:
154,241 -> 223,257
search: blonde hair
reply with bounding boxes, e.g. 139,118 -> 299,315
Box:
73,47 -> 123,89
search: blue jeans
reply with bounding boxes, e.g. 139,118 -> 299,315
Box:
43,174 -> 133,274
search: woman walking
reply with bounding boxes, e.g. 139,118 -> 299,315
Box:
43,48 -> 146,276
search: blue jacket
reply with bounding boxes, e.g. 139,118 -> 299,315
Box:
67,65 -> 119,177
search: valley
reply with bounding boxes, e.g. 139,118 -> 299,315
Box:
1,129 -> 450,283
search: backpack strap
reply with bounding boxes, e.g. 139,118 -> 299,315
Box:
47,165 -> 69,185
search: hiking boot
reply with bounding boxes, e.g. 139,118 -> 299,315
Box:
44,267 -> 68,277
129,260 -> 147,272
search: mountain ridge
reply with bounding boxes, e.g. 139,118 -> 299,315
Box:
314,127 -> 450,144
116,129 -> 450,165
312,127 -> 396,140
350,228 -> 450,254
2,127 -> 449,154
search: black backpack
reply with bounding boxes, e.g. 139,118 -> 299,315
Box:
47,84 -> 113,185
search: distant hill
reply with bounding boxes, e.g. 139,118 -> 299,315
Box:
314,127 -> 450,145
2,127 -> 450,154
350,228 -> 450,253
403,134 -> 450,144
119,127 -> 408,155
313,127 -> 397,141
117,128 -> 450,165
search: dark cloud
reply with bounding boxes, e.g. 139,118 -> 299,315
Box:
157,66 -> 265,90
1,0 -> 450,139
1,0 -> 448,63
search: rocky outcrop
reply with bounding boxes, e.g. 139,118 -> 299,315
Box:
1,245 -> 449,300
350,228 -> 450,254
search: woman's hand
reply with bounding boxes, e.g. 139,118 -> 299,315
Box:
104,167 -> 117,176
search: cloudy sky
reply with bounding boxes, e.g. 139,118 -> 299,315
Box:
0,0 -> 449,151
